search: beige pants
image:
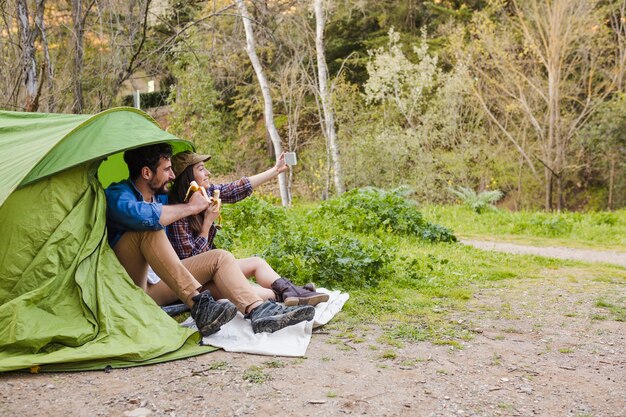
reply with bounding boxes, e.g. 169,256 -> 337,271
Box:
113,229 -> 262,313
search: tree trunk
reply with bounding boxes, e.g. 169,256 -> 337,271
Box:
17,0 -> 43,112
608,156 -> 615,210
235,0 -> 289,206
545,167 -> 553,211
36,2 -> 55,112
71,0 -> 85,114
557,174 -> 563,212
313,0 -> 344,195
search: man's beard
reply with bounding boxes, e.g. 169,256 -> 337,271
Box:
149,179 -> 170,195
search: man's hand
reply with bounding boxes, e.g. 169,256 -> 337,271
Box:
188,190 -> 210,215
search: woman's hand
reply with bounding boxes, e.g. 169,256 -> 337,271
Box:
200,198 -> 221,235
248,152 -> 290,188
274,152 -> 289,175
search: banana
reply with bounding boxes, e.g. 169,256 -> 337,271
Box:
184,181 -> 210,202
184,182 -> 223,229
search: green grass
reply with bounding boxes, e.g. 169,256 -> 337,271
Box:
595,298 -> 626,321
218,194 -> 626,345
422,205 -> 626,251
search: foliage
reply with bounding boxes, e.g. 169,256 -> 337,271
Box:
448,186 -> 503,214
213,195 -> 287,250
313,187 -> 457,243
335,28 -> 511,206
577,93 -> 626,209
365,28 -> 441,128
1,0 -> 623,209
458,0 -> 619,210
262,232 -> 393,290
167,41 -> 235,174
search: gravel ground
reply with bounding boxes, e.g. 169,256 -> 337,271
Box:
1,243 -> 625,417
462,240 -> 626,268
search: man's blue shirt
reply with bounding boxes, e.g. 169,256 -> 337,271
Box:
105,179 -> 167,248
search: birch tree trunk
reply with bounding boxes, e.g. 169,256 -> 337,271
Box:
16,0 -> 44,112
71,0 -> 85,114
313,0 -> 344,195
235,0 -> 289,206
36,4 -> 54,112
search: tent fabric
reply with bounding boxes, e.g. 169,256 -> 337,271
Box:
0,108 -> 214,372
0,108 -> 191,208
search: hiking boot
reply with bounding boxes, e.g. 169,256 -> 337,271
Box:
246,300 -> 315,334
271,277 -> 330,306
190,291 -> 237,337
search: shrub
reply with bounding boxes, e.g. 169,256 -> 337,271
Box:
313,187 -> 456,243
213,195 -> 287,250
220,195 -> 287,230
262,231 -> 393,289
448,186 -> 503,214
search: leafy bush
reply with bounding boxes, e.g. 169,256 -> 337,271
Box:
213,195 -> 287,250
448,186 -> 503,214
262,231 -> 393,289
220,195 -> 287,230
313,187 -> 456,243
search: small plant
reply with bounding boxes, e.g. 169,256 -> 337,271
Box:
243,366 -> 271,384
491,353 -> 502,366
558,347 -> 574,354
448,186 -> 503,214
326,391 -> 338,398
263,359 -> 285,369
205,360 -> 230,371
381,350 -> 397,360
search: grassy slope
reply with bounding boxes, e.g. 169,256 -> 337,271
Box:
422,205 -> 626,252
220,199 -> 626,345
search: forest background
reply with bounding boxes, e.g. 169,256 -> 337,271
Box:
2,0 -> 625,211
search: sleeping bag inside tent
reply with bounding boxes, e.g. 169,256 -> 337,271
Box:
0,108 -> 216,373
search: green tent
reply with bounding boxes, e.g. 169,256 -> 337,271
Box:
0,108 -> 216,373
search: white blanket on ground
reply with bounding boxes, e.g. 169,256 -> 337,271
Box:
181,288 -> 349,357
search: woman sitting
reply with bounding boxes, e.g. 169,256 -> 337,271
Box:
166,150 -> 329,306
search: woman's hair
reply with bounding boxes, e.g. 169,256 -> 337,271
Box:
170,164 -> 204,234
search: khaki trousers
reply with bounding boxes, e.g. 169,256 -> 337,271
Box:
113,229 -> 261,312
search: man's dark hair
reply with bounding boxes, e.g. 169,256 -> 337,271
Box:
124,143 -> 173,180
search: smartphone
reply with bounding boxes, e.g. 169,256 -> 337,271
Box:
284,152 -> 297,166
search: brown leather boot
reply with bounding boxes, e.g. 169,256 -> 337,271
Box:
271,277 -> 330,306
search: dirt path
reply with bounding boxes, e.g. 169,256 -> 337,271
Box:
1,250 -> 625,416
462,239 -> 626,268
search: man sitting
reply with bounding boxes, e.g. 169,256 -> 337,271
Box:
104,143 -> 314,335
